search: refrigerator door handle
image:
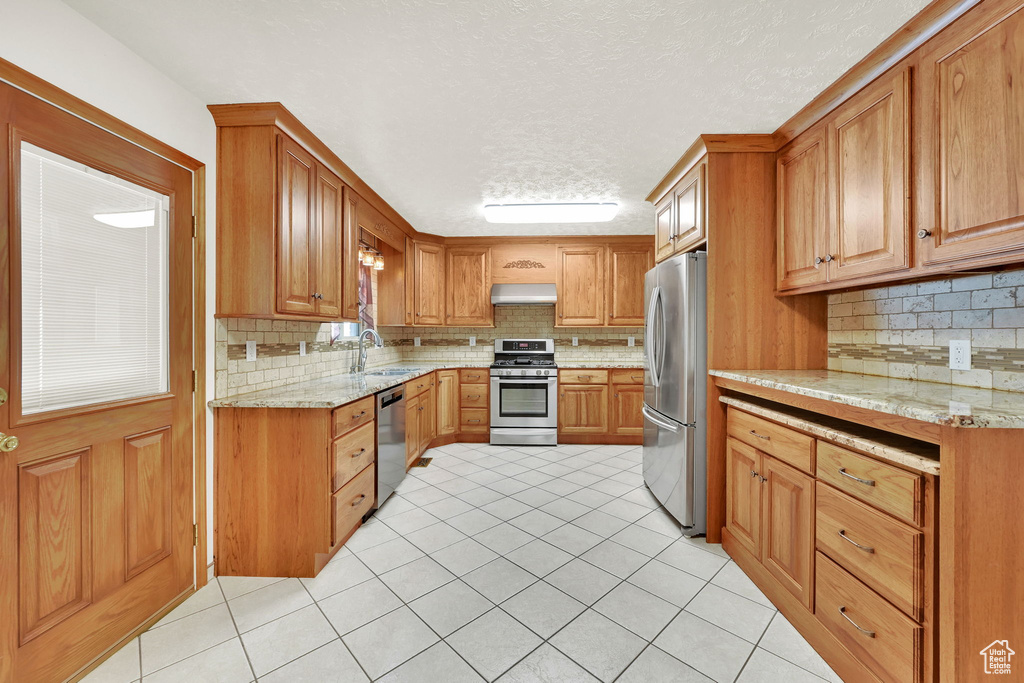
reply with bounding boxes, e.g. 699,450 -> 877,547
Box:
642,404 -> 682,432
655,286 -> 667,388
645,285 -> 662,387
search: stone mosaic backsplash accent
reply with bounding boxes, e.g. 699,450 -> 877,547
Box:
827,269 -> 1024,392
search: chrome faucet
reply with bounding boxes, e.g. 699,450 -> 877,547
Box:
353,328 -> 384,373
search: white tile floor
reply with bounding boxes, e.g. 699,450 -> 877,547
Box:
84,442 -> 843,683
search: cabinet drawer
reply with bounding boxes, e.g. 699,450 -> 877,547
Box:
816,483 -> 923,620
332,396 -> 374,438
405,375 -> 432,399
560,369 -> 609,384
459,369 -> 488,385
332,464 -> 375,547
816,442 -> 923,526
331,421 -> 376,492
460,385 -> 488,408
610,369 -> 645,384
727,408 -> 814,474
816,552 -> 922,683
460,408 -> 488,432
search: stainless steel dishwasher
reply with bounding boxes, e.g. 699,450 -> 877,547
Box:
375,386 -> 406,508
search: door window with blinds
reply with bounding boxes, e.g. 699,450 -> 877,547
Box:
19,142 -> 169,415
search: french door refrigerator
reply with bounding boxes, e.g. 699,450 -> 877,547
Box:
642,251 -> 707,535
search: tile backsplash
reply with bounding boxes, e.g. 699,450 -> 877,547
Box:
828,269 -> 1024,392
215,271 -> 644,398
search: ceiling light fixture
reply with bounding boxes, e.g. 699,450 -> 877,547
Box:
93,209 -> 156,228
483,203 -> 619,224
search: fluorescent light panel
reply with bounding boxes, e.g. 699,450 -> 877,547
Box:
484,202 -> 618,224
94,209 -> 155,228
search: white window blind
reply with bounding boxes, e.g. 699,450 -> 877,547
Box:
20,142 -> 169,415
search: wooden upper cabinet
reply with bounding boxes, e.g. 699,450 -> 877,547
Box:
655,195 -> 675,262
446,246 -> 493,326
414,241 -> 446,326
607,244 -> 653,325
314,164 -> 344,319
277,136 -> 318,315
828,67 -> 911,282
672,161 -> 706,253
341,188 -> 360,320
556,245 -> 606,326
778,126 -> 829,290
917,3 -> 1024,268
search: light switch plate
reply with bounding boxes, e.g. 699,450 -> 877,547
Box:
628,336 -> 635,347
299,341 -> 306,356
572,337 -> 579,347
949,340 -> 971,371
414,337 -> 421,347
245,341 -> 257,362
469,336 -> 476,347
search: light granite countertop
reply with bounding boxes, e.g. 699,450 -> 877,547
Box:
557,362 -> 644,369
721,395 -> 940,474
710,369 -> 1024,429
210,361 -> 643,409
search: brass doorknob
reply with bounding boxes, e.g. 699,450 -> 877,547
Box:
0,432 -> 19,452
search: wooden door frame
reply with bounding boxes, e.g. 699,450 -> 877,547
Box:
0,58 -> 210,596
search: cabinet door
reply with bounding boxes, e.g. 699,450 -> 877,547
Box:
405,393 -> 420,467
446,247 -> 493,326
655,194 -> 675,262
558,384 -> 609,434
607,245 -> 653,326
726,438 -> 762,559
414,242 -> 446,326
276,135 -> 318,315
828,68 -> 910,282
917,4 -> 1024,267
341,187 -> 360,320
610,384 -> 644,435
777,127 -> 828,290
314,164 -> 344,318
419,382 -> 436,453
436,370 -> 459,436
672,162 -> 706,254
556,246 -> 605,326
761,456 -> 815,610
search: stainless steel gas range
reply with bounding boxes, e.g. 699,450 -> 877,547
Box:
489,339 -> 558,446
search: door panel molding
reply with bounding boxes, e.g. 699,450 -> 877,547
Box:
124,427 -> 173,581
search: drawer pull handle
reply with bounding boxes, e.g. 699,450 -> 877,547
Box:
468,395 -> 481,399
467,375 -> 480,379
578,375 -> 592,379
839,468 -> 875,486
353,410 -> 367,419
631,375 -> 642,381
838,607 -> 875,638
351,448 -> 366,458
468,419 -> 481,423
749,430 -> 770,440
351,494 -> 366,507
838,529 -> 875,553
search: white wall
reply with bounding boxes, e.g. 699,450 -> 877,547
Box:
1,0 -> 218,566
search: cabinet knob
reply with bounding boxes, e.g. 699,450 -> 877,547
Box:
917,229 -> 932,239
823,254 -> 834,263
814,256 -> 823,265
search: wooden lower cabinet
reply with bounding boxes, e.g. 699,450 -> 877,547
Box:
214,397 -> 376,578
558,369 -> 643,443
459,371 -> 489,439
406,392 -> 421,468
723,405 -> 937,683
558,384 -> 608,434
436,369 -> 459,436
610,383 -> 644,435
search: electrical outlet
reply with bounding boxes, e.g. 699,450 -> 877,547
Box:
628,336 -> 635,347
414,336 -> 421,347
949,339 -> 972,371
572,337 -> 579,347
469,336 -> 476,347
299,341 -> 307,357
245,341 -> 257,362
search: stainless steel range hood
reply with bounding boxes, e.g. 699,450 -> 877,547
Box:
490,283 -> 557,306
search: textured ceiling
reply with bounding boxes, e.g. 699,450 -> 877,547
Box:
62,0 -> 930,236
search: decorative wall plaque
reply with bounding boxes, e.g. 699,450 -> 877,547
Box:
504,259 -> 546,269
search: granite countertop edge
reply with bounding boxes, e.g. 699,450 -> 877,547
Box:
210,362 -> 644,409
710,369 -> 1024,430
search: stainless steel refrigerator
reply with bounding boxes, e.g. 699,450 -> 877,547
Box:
642,251 -> 707,536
